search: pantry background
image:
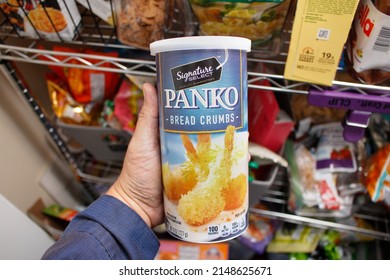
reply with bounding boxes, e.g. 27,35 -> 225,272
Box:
0,0 -> 390,260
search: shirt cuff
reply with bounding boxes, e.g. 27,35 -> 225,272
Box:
79,195 -> 160,259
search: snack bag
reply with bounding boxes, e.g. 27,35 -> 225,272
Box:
363,143 -> 390,204
113,78 -> 144,133
41,46 -> 121,104
0,0 -> 82,41
45,73 -> 99,125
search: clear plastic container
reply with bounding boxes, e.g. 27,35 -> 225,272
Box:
189,0 -> 291,56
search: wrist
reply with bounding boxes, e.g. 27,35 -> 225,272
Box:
106,182 -> 152,228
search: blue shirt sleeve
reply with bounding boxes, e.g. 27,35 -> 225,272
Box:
41,195 -> 160,260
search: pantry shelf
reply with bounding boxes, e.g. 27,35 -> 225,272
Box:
249,171 -> 390,242
1,0 -> 390,247
1,42 -> 390,98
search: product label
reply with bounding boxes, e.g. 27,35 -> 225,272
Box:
352,0 -> 390,73
284,0 -> 359,86
157,48 -> 248,243
171,57 -> 222,90
160,50 -> 244,133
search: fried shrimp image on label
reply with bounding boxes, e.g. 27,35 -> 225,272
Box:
177,183 -> 226,226
162,163 -> 197,201
223,173 -> 247,210
178,125 -> 247,226
163,133 -> 214,201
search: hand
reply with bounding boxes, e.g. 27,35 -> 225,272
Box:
107,83 -> 164,228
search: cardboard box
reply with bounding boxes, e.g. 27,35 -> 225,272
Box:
248,80 -> 294,153
284,0 -> 359,85
27,199 -> 67,241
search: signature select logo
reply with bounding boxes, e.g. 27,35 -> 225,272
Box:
176,65 -> 214,83
171,57 -> 222,91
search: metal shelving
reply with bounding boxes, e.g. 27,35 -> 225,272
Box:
249,171 -> 390,241
1,0 -> 390,244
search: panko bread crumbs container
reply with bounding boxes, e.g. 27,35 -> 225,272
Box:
150,36 -> 251,243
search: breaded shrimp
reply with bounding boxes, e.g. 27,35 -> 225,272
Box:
163,133 -> 214,202
177,183 -> 226,226
178,126 -> 237,226
162,163 -> 197,201
223,173 -> 247,210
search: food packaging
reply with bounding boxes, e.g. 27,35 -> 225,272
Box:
151,36 -> 251,243
0,0 -> 82,41
113,0 -> 195,50
189,0 -> 291,56
346,0 -> 390,84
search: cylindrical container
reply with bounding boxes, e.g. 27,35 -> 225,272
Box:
150,36 -> 251,243
346,0 -> 390,84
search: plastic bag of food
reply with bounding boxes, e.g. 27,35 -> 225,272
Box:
189,0 -> 291,55
0,0 -> 82,41
45,73 -> 100,125
363,143 -> 390,205
42,46 -> 121,104
113,77 -> 144,133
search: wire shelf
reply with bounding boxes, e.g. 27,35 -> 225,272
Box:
1,0 -> 390,242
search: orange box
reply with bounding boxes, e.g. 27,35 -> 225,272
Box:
155,240 -> 229,260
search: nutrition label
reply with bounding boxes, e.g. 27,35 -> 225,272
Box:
167,214 -> 247,243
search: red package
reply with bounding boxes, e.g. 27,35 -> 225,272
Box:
40,45 -> 120,104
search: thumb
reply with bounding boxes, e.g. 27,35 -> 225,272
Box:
130,83 -> 159,145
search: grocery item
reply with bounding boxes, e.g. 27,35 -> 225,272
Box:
43,204 -> 79,222
237,204 -> 279,255
189,0 -> 291,55
45,73 -> 99,125
76,0 -> 114,25
346,0 -> 390,84
0,0 -> 82,41
266,223 -> 324,253
150,36 -> 251,242
113,0 -> 166,50
363,143 -> 390,204
284,0 -> 359,86
155,240 -> 229,259
113,77 -> 144,133
42,46 -> 121,104
114,0 -> 196,50
285,136 -> 356,218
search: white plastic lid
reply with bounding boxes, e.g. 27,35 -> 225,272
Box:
150,36 -> 251,55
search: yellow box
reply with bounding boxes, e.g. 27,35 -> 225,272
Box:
284,0 -> 359,86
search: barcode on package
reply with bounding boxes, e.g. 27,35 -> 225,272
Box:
373,26 -> 390,52
317,28 -> 330,40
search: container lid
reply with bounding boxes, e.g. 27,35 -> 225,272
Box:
150,36 -> 251,55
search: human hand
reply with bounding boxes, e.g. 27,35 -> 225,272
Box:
107,83 -> 164,228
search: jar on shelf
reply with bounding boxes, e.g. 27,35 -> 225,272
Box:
346,0 -> 390,85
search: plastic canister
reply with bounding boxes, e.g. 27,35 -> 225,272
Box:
150,36 -> 251,243
346,0 -> 390,84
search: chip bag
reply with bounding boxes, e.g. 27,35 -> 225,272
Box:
41,45 -> 120,104
363,143 -> 390,205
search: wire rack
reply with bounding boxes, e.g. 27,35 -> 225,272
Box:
249,170 -> 390,241
1,0 -> 390,241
